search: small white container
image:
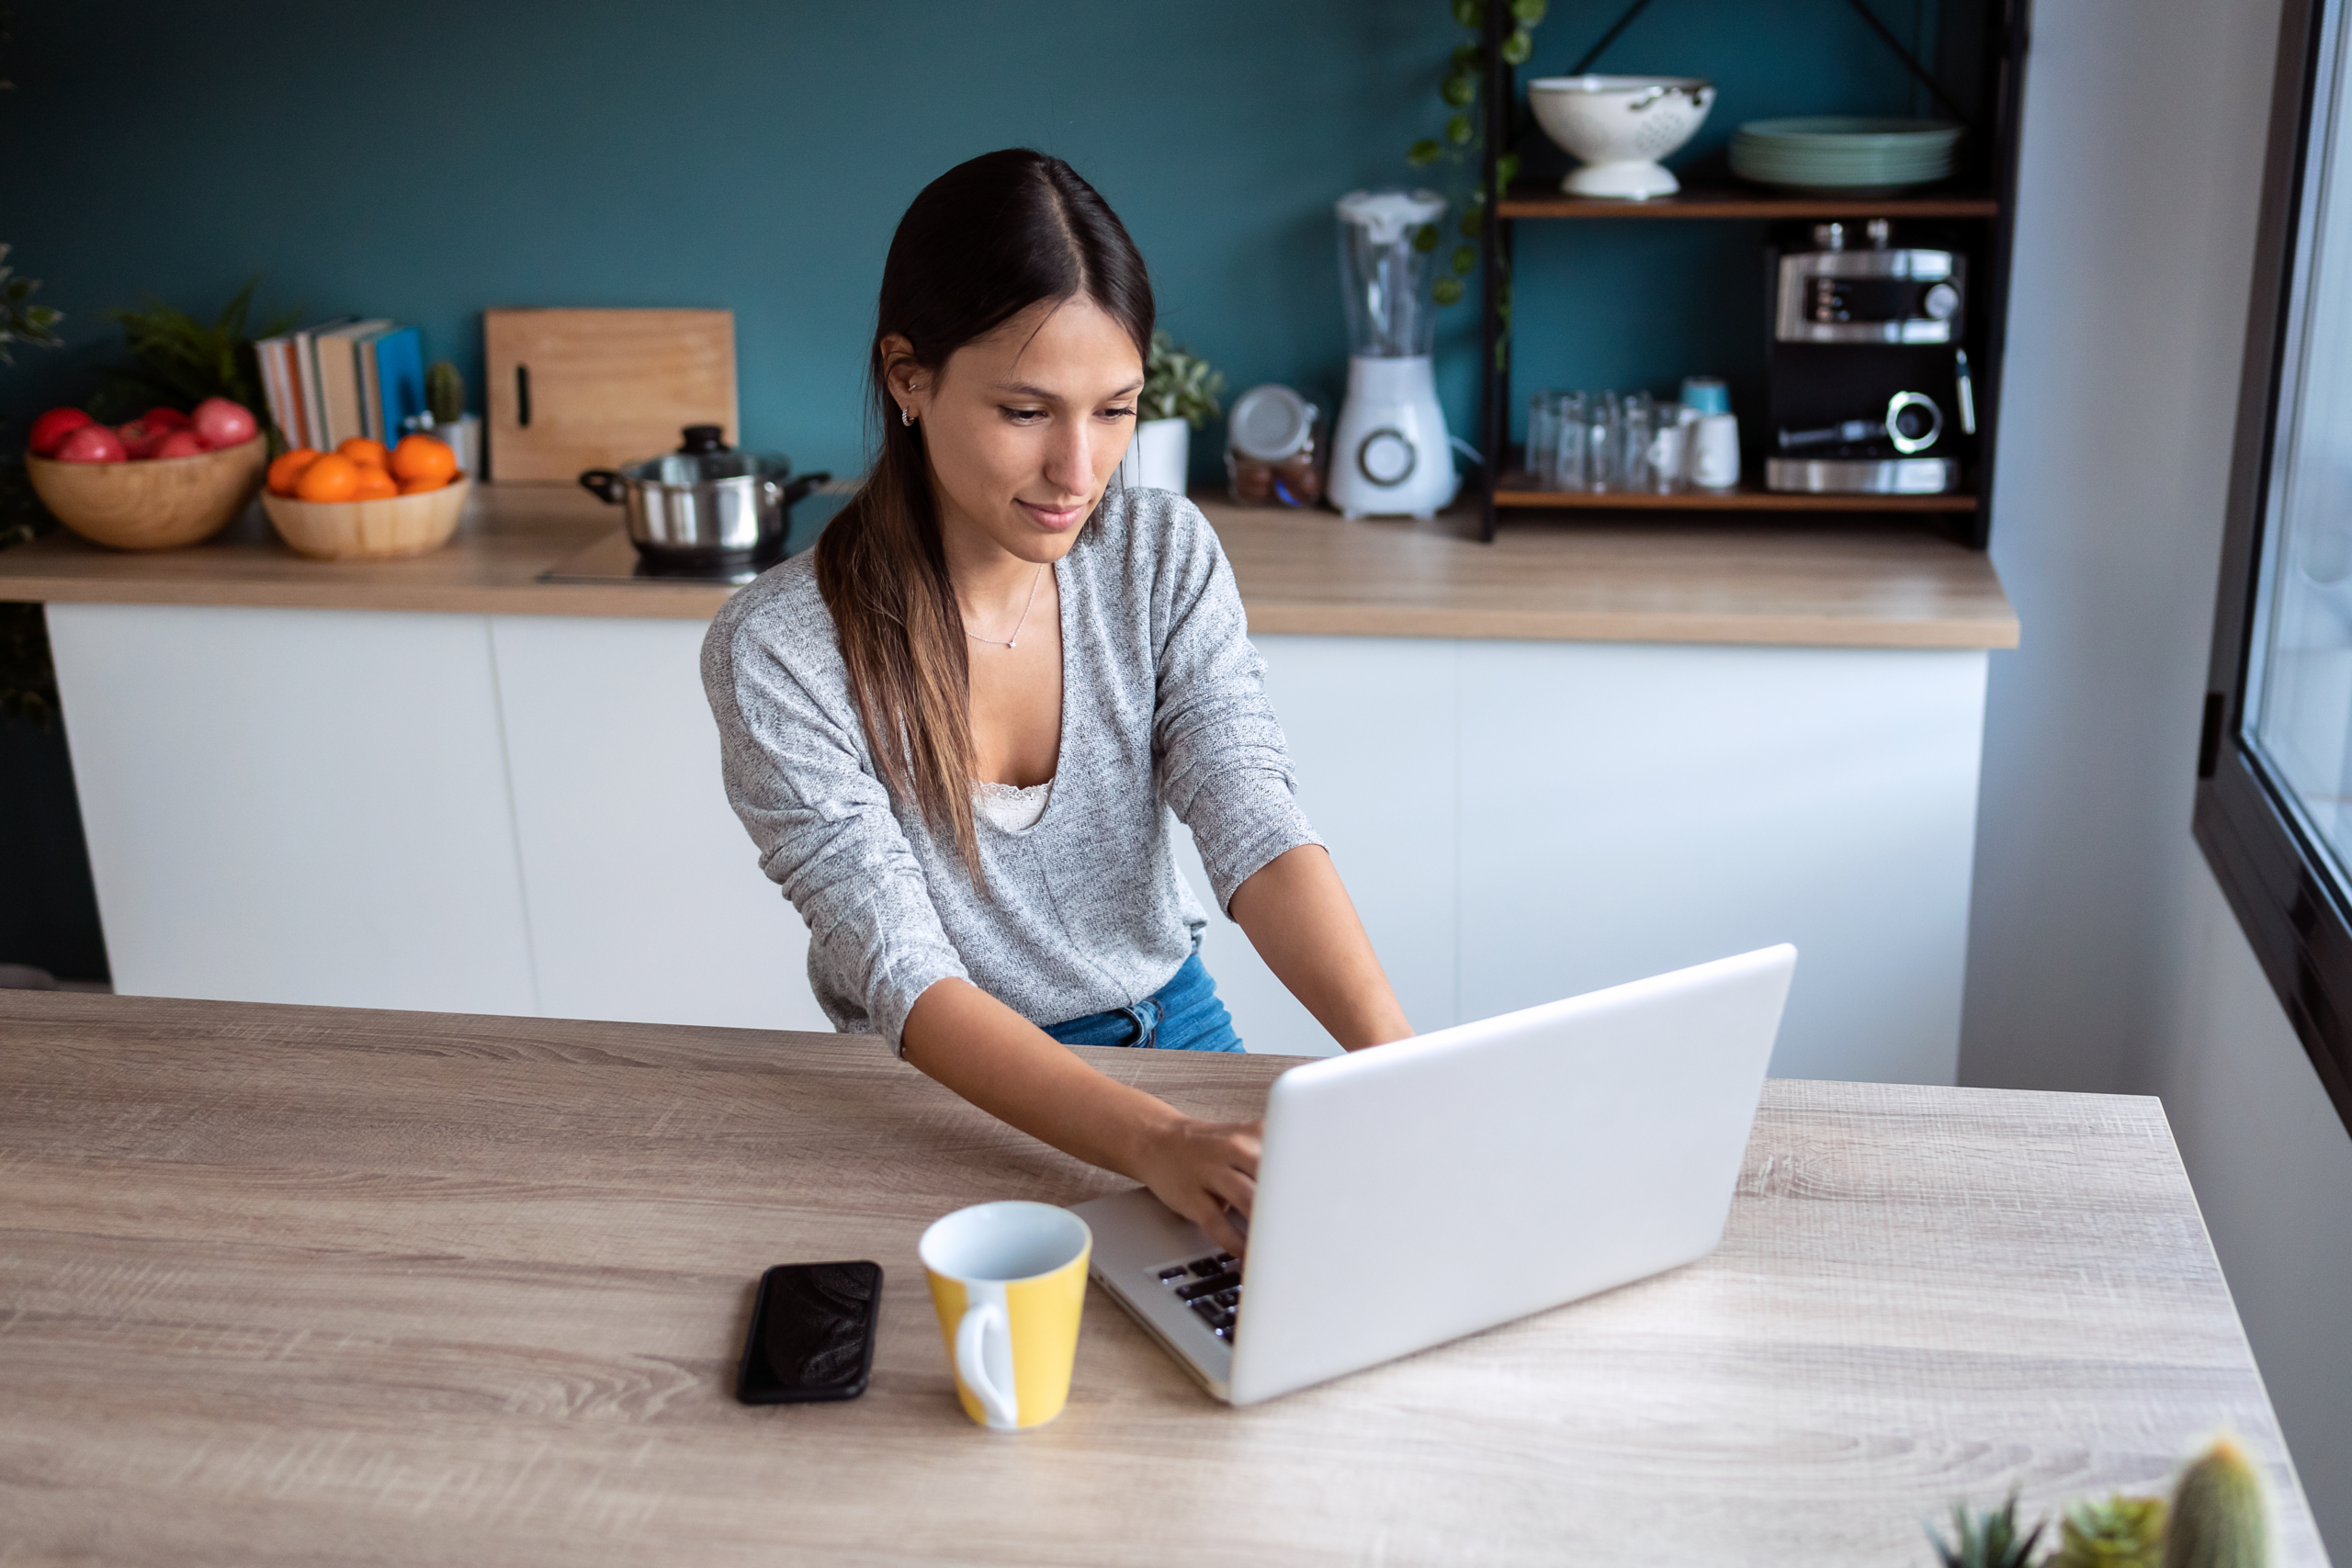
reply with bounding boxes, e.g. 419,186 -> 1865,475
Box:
434,414 -> 481,479
1690,412 -> 1741,490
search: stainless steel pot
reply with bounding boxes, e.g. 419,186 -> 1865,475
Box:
580,425 -> 829,564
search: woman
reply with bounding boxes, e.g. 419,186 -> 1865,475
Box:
703,150 -> 1412,1255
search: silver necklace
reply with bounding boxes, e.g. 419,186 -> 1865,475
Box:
965,563 -> 1046,650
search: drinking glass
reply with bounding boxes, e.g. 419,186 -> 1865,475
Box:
1555,391 -> 1589,490
1528,391 -> 1560,489
1622,394 -> 1658,491
1583,390 -> 1623,491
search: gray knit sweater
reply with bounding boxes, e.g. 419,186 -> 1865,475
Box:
701,486 -> 1320,1050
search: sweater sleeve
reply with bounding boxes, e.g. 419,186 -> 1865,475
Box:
1148,499 -> 1323,910
702,591 -> 969,1051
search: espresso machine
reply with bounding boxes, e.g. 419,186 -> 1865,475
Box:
1763,220 -> 1975,495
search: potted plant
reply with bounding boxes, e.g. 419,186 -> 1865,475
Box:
424,360 -> 480,477
1125,331 -> 1224,494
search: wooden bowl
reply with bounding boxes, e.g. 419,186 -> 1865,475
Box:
261,477 -> 472,561
25,434 -> 268,550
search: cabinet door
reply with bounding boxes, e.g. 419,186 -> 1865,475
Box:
490,615 -> 828,1032
1457,641 -> 1987,1085
1172,634 -> 1460,1056
49,604 -> 537,1013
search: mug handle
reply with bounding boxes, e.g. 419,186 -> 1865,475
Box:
955,1301 -> 1019,1427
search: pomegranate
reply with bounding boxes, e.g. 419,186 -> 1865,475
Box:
142,406 -> 194,432
190,398 -> 258,449
28,407 -> 93,457
56,425 -> 128,463
151,429 -> 209,459
116,420 -> 163,458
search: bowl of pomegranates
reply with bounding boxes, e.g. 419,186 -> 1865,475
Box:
24,399 -> 269,550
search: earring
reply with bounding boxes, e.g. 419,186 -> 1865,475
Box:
900,405 -> 915,427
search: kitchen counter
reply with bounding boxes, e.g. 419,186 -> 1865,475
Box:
0,483 -> 2018,649
1,988 -> 2322,1566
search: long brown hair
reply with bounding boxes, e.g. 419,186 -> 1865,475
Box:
815,150 -> 1154,881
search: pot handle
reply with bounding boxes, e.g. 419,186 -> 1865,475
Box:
578,469 -> 627,503
783,471 -> 832,508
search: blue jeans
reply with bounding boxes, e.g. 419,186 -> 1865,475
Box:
1043,953 -> 1243,1053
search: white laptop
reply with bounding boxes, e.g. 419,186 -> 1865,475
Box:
1074,943 -> 1796,1405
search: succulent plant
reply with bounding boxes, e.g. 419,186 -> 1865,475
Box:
1928,1491 -> 2046,1568
2052,1494 -> 2166,1568
2163,1438 -> 2267,1568
426,359 -> 467,425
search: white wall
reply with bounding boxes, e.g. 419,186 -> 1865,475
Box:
1963,0 -> 2352,1551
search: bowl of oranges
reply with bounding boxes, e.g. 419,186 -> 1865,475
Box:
261,434 -> 469,560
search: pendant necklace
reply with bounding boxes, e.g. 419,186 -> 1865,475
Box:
965,563 -> 1046,650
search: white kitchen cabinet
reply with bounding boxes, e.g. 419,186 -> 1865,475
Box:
1182,636 -> 1986,1083
47,603 -> 1984,1085
46,603 -> 539,1015
489,614 -> 826,1032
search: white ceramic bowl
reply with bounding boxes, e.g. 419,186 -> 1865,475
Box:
1527,75 -> 1716,199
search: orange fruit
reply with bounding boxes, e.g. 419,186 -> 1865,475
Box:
398,472 -> 448,495
389,434 -> 458,485
294,453 -> 360,502
350,465 -> 399,501
267,448 -> 322,496
337,437 -> 389,468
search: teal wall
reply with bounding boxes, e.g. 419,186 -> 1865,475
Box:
1,1 -> 1960,479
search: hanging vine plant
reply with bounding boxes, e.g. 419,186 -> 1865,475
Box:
1407,0 -> 1545,336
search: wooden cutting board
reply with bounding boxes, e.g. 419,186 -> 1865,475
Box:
482,308 -> 737,481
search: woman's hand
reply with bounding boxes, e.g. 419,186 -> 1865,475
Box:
1132,1114 -> 1261,1257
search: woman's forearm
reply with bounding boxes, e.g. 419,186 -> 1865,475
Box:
900,977 -> 1261,1253
900,977 -> 1181,1174
1227,844 -> 1413,1050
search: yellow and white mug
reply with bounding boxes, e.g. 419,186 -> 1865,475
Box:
919,1201 -> 1091,1430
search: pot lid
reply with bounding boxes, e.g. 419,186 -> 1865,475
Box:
621,424 -> 793,485
1227,384 -> 1317,461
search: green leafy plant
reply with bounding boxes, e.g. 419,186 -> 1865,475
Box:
1928,1491 -> 2047,1568
1139,331 -> 1225,429
1405,0 -> 1545,335
426,359 -> 467,425
0,243 -> 62,364
93,275 -> 298,422
2163,1438 -> 2267,1568
2052,1495 -> 2167,1568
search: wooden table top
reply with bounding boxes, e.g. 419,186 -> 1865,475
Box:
1,991 -> 2316,1566
0,484 -> 2017,649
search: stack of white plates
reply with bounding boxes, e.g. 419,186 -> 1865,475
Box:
1729,117 -> 1963,194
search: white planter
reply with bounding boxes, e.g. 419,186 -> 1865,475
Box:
1121,417 -> 1191,494
434,414 -> 481,478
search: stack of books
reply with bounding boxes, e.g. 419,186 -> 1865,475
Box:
254,321 -> 428,451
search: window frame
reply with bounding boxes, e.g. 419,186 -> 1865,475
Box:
2197,0 -> 2352,1135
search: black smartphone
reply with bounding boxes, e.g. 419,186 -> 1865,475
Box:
735,1260 -> 881,1405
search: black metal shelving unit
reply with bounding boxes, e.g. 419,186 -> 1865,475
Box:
1474,0 -> 2033,547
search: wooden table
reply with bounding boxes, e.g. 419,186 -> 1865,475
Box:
3,993 -> 2319,1566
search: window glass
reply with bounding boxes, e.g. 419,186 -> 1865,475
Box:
2251,14 -> 2352,881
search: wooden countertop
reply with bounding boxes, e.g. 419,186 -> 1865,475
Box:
2,991 -> 2317,1566
0,483 -> 2017,649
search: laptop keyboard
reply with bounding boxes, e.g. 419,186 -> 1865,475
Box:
1153,1252 -> 1241,1340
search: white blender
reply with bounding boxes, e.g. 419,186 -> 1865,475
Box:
1328,188 -> 1460,519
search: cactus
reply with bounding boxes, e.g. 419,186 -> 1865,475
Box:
425,359 -> 466,425
1928,1491 -> 2046,1568
2052,1495 -> 2166,1568
2162,1438 -> 2268,1568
